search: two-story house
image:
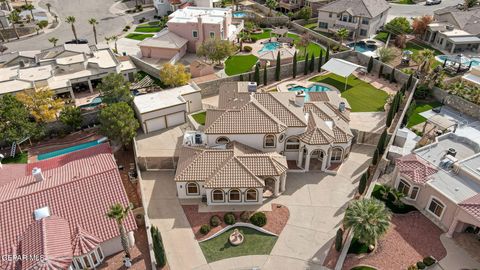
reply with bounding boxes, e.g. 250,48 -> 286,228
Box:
316,0 -> 390,40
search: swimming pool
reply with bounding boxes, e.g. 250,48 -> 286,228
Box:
233,11 -> 246,18
37,137 -> 107,160
79,97 -> 102,108
287,84 -> 332,101
258,42 -> 280,53
436,55 -> 480,68
347,41 -> 377,53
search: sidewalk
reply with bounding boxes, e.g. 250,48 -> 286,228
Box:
434,234 -> 480,270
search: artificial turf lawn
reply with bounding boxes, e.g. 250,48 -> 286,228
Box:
199,227 -> 277,262
224,54 -> 258,76
125,33 -> 154,40
374,31 -> 389,43
406,101 -> 442,128
309,74 -> 388,112
303,23 -> 317,30
191,111 -> 206,125
1,152 -> 28,164
134,26 -> 163,33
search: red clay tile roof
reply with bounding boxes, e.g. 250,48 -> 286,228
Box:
396,154 -> 438,184
0,164 -> 27,187
459,193 -> 480,221
71,226 -> 102,256
0,144 -> 136,268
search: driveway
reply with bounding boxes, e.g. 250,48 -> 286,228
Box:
5,0 -> 131,52
387,0 -> 463,22
140,144 -> 375,270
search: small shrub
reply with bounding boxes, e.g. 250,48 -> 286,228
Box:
125,25 -> 131,29
407,265 -> 418,270
334,228 -> 343,252
250,36 -> 258,42
139,17 -> 146,23
240,211 -> 251,222
200,224 -> 211,235
423,256 -> 436,266
250,212 -> 267,227
210,215 -> 221,227
416,261 -> 426,269
243,45 -> 253,52
223,212 -> 236,225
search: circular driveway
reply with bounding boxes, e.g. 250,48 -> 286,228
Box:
5,0 -> 131,52
387,0 -> 463,21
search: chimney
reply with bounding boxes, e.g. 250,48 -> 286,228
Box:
247,82 -> 257,92
339,101 -> 346,112
32,167 -> 45,182
197,15 -> 204,43
295,91 -> 305,107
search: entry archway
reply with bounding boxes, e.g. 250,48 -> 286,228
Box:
309,149 -> 325,171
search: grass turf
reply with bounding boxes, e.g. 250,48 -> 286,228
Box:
1,152 -> 28,164
125,33 -> 154,40
224,54 -> 258,76
309,74 -> 388,112
250,29 -> 272,40
199,227 -> 277,263
134,26 -> 163,33
304,23 -> 317,30
406,101 -> 442,128
191,111 -> 206,125
287,33 -> 325,60
371,184 -> 418,214
374,31 -> 389,43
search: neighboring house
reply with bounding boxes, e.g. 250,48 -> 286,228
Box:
392,133 -> 480,238
133,84 -> 202,133
305,0 -> 333,16
0,143 -> 137,270
316,0 -> 390,39
153,0 -> 222,16
423,5 -> 480,54
139,7 -> 243,60
0,44 -> 136,104
279,0 -> 304,13
174,81 -> 354,205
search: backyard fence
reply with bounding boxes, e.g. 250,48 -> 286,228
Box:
431,86 -> 480,119
129,56 -> 162,80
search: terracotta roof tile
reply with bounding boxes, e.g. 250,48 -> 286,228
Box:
254,93 -> 307,127
459,193 -> 480,221
396,154 -> 438,184
0,164 -> 27,187
205,157 -> 264,188
300,113 -> 335,145
71,226 -> 102,256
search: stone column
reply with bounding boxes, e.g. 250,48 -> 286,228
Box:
87,80 -> 94,93
280,173 -> 286,192
274,178 -> 280,197
450,44 -> 456,54
304,151 -> 311,172
446,218 -> 459,238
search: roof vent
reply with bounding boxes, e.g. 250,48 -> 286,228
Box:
445,24 -> 455,31
339,101 -> 346,112
32,167 -> 45,182
247,82 -> 257,93
33,206 -> 50,220
295,91 -> 305,107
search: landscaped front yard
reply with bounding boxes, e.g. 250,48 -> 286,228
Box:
309,74 -> 388,112
224,54 -> 258,76
406,101 -> 442,128
125,33 -> 154,41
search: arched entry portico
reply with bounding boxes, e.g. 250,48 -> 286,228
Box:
263,177 -> 279,197
309,149 -> 326,171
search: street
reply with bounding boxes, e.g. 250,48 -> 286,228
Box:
387,0 -> 463,21
4,0 -> 131,52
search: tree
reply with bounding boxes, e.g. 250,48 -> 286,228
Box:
309,53 -> 315,73
97,73 -> 133,104
318,50 -> 323,72
336,28 -> 349,45
464,0 -> 478,9
394,34 -> 407,49
151,226 -> 166,267
48,37 -> 58,47
343,198 -> 392,245
7,10 -> 20,39
275,51 -> 281,81
16,88 -> 64,123
377,129 -> 387,155
391,189 -> 406,206
88,18 -> 98,44
372,148 -> 379,165
45,2 -> 51,12
99,102 -> 139,148
378,184 -> 393,200
367,56 -> 373,73
325,47 -> 330,62
254,63 -> 260,85
159,63 -> 191,87
384,17 -> 411,36
390,68 -> 396,83
292,51 -> 297,78
296,6 -> 312,20
0,94 -> 37,144
334,228 -> 343,252
65,16 -> 78,41
415,49 -> 435,73
107,203 -> 133,258
386,98 -> 395,127
378,47 -> 395,63
24,4 -> 34,20
358,172 -> 368,195
298,33 -> 311,57
303,53 -> 309,75
196,38 -> 235,64
110,35 -> 119,53
36,20 -> 48,34
412,15 -> 433,36
263,64 -> 268,86
378,64 -> 384,78
265,0 -> 278,16
60,106 -> 82,131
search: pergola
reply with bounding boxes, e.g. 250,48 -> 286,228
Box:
270,27 -> 288,40
422,114 -> 457,134
321,58 -> 364,91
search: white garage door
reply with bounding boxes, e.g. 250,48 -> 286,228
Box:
145,117 -> 166,133
166,112 -> 185,127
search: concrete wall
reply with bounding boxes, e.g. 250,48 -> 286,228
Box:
432,86 -> 480,119
100,231 -> 136,257
140,45 -> 185,60
129,56 -> 162,79
291,19 -> 343,48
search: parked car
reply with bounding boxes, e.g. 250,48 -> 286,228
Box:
426,0 -> 441,5
65,39 -> 88,44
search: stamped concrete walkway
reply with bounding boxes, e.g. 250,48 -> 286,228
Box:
140,144 -> 375,270
432,234 -> 480,270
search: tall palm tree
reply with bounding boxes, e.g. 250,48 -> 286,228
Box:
45,2 -> 51,12
65,16 -> 78,42
265,0 -> 278,17
343,198 -> 392,245
416,49 -> 435,73
88,18 -> 98,44
110,35 -> 118,53
107,203 -> 133,257
336,28 -> 349,45
24,4 -> 35,20
104,36 -> 111,45
48,37 -> 58,47
7,10 -> 20,39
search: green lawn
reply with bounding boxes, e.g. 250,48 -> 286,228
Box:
134,26 -> 163,33
138,21 -> 162,27
304,23 -> 317,30
309,74 -> 388,112
287,33 -> 325,60
374,31 -> 389,43
404,41 -> 443,57
125,33 -> 154,41
224,54 -> 258,76
199,227 -> 277,263
191,111 -> 206,125
250,29 -> 272,40
1,152 -> 28,164
406,101 -> 442,128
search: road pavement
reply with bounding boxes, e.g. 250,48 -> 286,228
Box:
387,0 -> 463,21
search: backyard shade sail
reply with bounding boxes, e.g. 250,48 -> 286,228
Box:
321,58 -> 364,90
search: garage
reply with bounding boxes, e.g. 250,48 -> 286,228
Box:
145,117 -> 166,133
166,111 -> 185,127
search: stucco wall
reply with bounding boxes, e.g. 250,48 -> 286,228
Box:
205,187 -> 264,205
140,45 -> 184,60
176,181 -> 207,199
100,231 -> 135,257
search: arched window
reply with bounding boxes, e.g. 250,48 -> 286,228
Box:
428,198 -> 445,218
330,147 -> 343,162
264,134 -> 276,148
186,182 -> 199,195
212,189 -> 224,202
216,137 -> 230,145
245,189 -> 258,202
285,137 -> 300,151
229,189 -> 241,202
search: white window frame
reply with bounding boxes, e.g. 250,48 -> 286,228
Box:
216,136 -> 230,145
330,147 -> 343,162
285,137 -> 300,151
72,246 -> 104,270
212,189 -> 224,202
245,188 -> 258,202
264,134 -> 276,148
427,196 -> 445,219
397,179 -> 411,196
192,30 -> 198,38
186,182 -> 200,195
228,189 -> 242,202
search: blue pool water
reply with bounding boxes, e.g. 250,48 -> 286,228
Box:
288,84 -> 332,101
233,11 -> 246,18
79,97 -> 103,108
436,55 -> 480,68
258,42 -> 280,53
37,138 -> 107,160
347,41 -> 377,53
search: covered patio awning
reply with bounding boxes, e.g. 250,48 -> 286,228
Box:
239,0 -> 255,5
448,36 -> 480,44
321,58 -> 364,90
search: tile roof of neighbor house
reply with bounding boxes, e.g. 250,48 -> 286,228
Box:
434,6 -> 480,34
459,193 -> 480,221
174,142 -> 287,188
396,154 -> 438,184
138,29 -> 188,49
319,0 -> 390,18
0,144 -> 136,269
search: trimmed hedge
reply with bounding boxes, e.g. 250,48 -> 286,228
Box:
150,226 -> 166,267
200,224 -> 211,235
416,261 -> 426,269
210,215 -> 221,227
224,212 -> 236,225
250,212 -> 267,227
243,45 -> 252,52
423,256 -> 436,266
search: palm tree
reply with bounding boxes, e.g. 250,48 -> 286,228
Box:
343,198 -> 392,245
7,10 -> 20,39
391,189 -> 406,207
65,16 -> 78,42
110,35 -> 118,53
104,36 -> 111,45
378,184 -> 393,200
265,0 -> 278,17
336,28 -> 349,45
88,18 -> 98,44
48,37 -> 58,47
107,203 -> 133,257
416,49 -> 435,73
24,4 -> 35,20
45,2 -> 51,12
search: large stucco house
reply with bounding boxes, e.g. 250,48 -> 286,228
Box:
422,5 -> 480,54
175,82 -> 354,205
153,0 -> 223,16
316,0 -> 390,39
392,133 -> 480,238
